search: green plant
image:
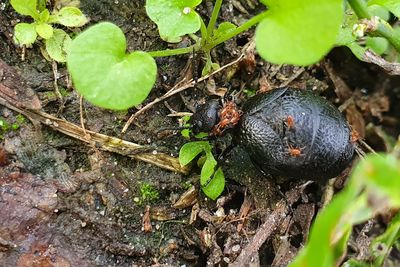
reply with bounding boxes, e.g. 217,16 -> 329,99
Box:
66,0 -> 354,110
337,0 -> 400,61
0,116 -> 24,139
289,151 -> 400,267
10,0 -> 88,62
139,182 -> 159,203
179,141 -> 225,200
66,0 -> 400,110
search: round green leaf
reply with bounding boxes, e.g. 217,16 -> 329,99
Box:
56,7 -> 88,27
14,23 -> 37,45
146,0 -> 202,43
67,22 -> 157,110
45,29 -> 71,62
36,23 -> 53,39
256,0 -> 343,66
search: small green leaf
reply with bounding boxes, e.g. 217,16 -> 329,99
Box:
67,22 -> 157,110
181,128 -> 191,138
14,23 -> 37,45
366,36 -> 389,55
200,153 -> 217,186
146,0 -> 202,43
36,23 -> 53,39
179,141 -> 211,166
10,0 -> 39,19
368,0 -> 400,17
202,167 -> 225,200
39,9 -> 50,22
212,22 -> 237,40
56,7 -> 88,27
371,213 -> 400,266
45,29 -> 71,62
256,0 -> 343,66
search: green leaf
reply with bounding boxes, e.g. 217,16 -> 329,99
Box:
146,0 -> 202,43
368,0 -> 400,17
200,152 -> 217,186
67,22 -> 157,110
55,7 -> 88,27
202,167 -> 225,200
39,9 -> 50,23
354,154 -> 400,207
256,0 -> 343,66
179,141 -> 211,166
368,4 -> 391,20
212,22 -> 237,41
45,29 -> 71,62
366,36 -> 389,55
35,23 -> 53,39
14,23 -> 37,45
371,213 -> 400,266
10,0 -> 39,19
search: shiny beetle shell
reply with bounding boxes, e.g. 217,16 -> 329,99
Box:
236,87 -> 355,180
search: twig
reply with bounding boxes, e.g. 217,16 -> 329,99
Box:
79,94 -> 90,139
362,49 -> 400,75
279,67 -> 305,87
0,96 -> 189,174
121,54 -> 245,134
230,186 -> 302,266
52,61 -> 65,114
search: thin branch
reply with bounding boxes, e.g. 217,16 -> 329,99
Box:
121,53 -> 245,134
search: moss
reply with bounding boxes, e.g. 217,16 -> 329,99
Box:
139,182 -> 159,203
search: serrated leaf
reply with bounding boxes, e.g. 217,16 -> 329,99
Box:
200,153 -> 217,186
202,167 -> 225,200
67,22 -> 157,110
146,0 -> 202,43
45,29 -> 71,62
36,23 -> 53,39
256,0 -> 343,66
56,7 -> 88,27
10,0 -> 39,19
179,141 -> 211,166
368,0 -> 400,17
14,23 -> 37,45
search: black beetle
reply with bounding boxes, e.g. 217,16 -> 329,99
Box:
192,87 -> 355,180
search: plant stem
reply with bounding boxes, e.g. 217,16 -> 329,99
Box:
206,0 -> 223,38
204,10 -> 269,50
148,45 -> 197,58
347,0 -> 370,19
348,0 -> 400,52
375,22 -> 400,52
200,17 -> 208,47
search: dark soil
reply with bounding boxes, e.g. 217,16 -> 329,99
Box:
1,1 -> 400,266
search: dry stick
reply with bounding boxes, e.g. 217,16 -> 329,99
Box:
121,54 -> 245,134
52,61 -> 65,115
279,67 -> 305,87
79,94 -> 90,139
0,97 -> 189,174
229,186 -> 302,267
